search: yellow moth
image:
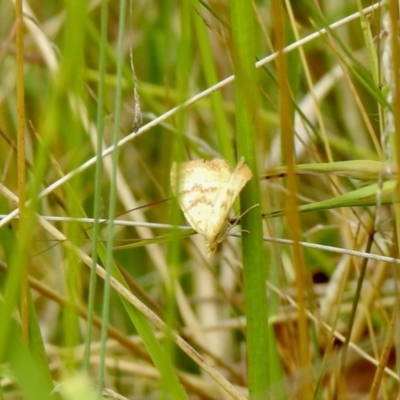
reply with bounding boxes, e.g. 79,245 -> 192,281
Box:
170,158 -> 252,257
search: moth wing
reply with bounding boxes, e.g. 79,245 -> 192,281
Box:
171,158 -> 252,257
205,158 -> 252,244
170,159 -> 231,237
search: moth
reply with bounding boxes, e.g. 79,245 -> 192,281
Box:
170,158 -> 252,257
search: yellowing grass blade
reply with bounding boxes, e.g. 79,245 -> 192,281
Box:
262,160 -> 396,181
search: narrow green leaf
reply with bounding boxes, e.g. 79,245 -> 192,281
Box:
230,1 -> 277,398
267,180 -> 397,218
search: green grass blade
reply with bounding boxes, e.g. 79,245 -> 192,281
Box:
230,1 -> 278,398
0,199 -> 54,398
267,180 -> 397,219
89,232 -> 189,399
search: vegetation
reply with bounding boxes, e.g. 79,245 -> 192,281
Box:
0,0 -> 398,399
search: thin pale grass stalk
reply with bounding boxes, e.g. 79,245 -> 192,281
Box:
97,0 -> 126,392
314,14 -> 383,158
356,0 -> 382,93
272,1 -> 312,399
3,208 -> 400,265
382,4 -> 400,398
367,308 -> 396,400
14,1 -> 25,226
128,0 -> 142,133
0,2 -> 383,230
350,256 -> 393,343
165,0 -> 194,381
193,4 -> 235,164
285,0 -> 334,164
317,213 -> 388,346
15,0 -> 28,346
338,229 -> 375,376
83,0 -> 108,374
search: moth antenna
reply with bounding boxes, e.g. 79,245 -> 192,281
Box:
229,203 -> 260,229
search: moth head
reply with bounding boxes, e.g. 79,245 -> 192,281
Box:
205,241 -> 217,257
